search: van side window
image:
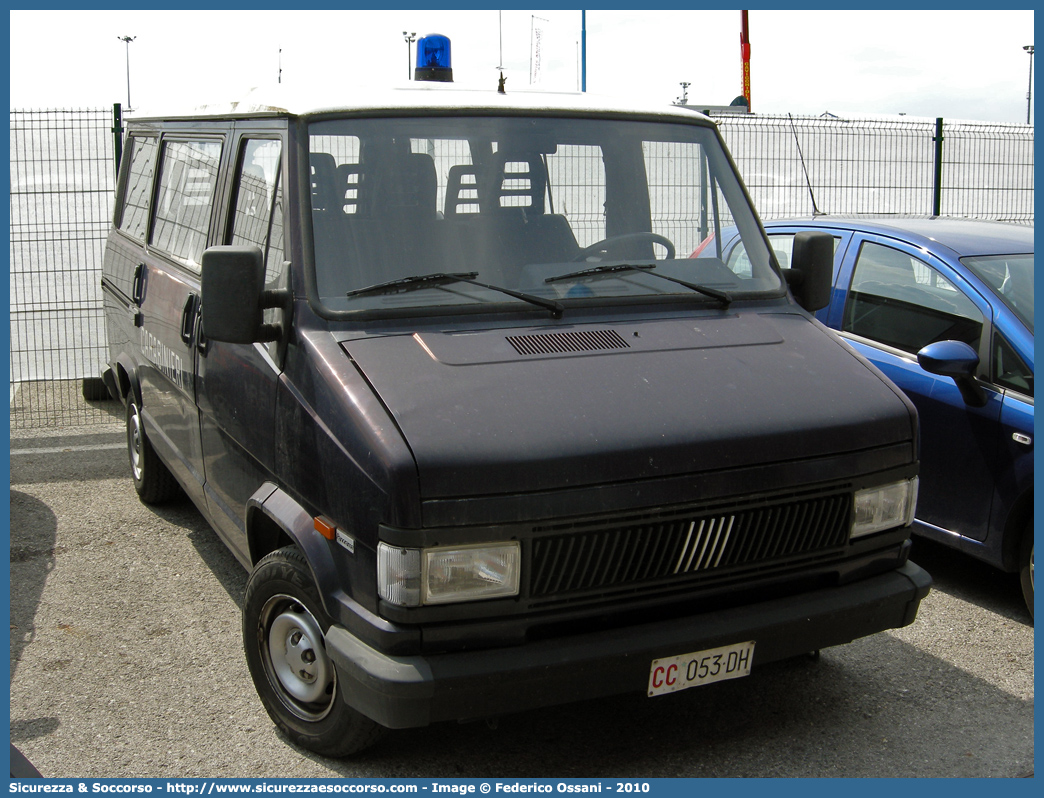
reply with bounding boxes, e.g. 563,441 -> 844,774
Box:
149,139 -> 223,270
117,136 -> 157,242
229,139 -> 285,335
842,241 -> 983,354
267,180 -> 285,289
229,139 -> 283,273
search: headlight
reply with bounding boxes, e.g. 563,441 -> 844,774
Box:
851,478 -> 919,539
378,541 -> 520,607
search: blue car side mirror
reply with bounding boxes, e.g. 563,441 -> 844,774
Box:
917,340 -> 988,407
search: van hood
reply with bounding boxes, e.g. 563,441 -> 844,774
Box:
342,312 -> 915,500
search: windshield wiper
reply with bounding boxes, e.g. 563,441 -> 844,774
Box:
346,272 -> 480,297
545,263 -> 732,306
643,271 -> 733,305
347,271 -> 563,318
545,263 -> 656,283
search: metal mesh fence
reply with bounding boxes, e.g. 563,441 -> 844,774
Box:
9,109 -> 117,429
7,108 -> 1035,430
717,114 -> 936,218
935,121 -> 1036,222
713,113 -> 1034,223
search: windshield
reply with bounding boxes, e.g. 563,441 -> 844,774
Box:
961,254 -> 1034,332
307,115 -> 779,315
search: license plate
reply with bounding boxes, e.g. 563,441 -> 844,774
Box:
648,640 -> 756,696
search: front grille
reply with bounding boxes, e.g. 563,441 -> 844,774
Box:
529,489 -> 851,600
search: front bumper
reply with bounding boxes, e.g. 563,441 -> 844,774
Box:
324,561 -> 931,729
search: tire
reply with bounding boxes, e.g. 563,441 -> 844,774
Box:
81,376 -> 112,401
243,546 -> 386,757
126,398 -> 181,504
1018,525 -> 1033,620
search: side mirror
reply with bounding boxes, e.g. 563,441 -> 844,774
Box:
201,246 -> 267,344
917,340 -> 988,407
784,231 -> 834,312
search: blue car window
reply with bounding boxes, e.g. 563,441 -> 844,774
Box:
765,232 -> 840,272
962,254 -> 1034,333
843,241 -> 983,355
993,333 -> 1034,397
765,234 -> 795,271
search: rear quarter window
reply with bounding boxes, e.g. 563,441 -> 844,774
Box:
117,136 -> 157,242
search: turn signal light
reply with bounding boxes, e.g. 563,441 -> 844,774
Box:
314,516 -> 337,540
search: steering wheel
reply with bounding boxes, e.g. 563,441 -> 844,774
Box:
573,232 -> 676,262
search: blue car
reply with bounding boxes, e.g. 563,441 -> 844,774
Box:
722,217 -> 1034,616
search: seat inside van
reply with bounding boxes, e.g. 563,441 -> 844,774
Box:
443,153 -> 579,285
310,146 -> 581,299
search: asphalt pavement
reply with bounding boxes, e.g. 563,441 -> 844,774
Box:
8,419 -> 1035,779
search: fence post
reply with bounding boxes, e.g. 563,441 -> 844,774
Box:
112,102 -> 123,182
932,117 -> 944,217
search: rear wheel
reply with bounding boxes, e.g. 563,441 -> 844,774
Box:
243,546 -> 386,757
126,398 -> 181,504
1018,525 -> 1033,620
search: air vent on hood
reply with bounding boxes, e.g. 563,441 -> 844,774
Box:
506,329 -> 630,356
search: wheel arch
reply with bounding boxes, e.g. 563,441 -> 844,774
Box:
245,483 -> 342,613
113,354 -> 140,406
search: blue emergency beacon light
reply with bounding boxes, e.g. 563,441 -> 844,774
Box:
414,34 -> 453,82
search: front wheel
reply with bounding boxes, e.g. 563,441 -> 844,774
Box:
1018,526 -> 1033,620
243,546 -> 385,757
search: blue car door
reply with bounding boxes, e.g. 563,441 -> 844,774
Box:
988,328 -> 1034,549
831,233 -> 1002,542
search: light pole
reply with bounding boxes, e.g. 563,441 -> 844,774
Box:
1024,45 -> 1034,125
403,31 -> 416,80
118,35 -> 136,111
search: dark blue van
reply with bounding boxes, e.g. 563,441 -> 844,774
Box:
100,77 -> 930,756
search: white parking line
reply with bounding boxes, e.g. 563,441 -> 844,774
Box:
10,443 -> 125,455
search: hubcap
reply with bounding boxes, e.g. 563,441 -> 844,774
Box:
260,595 -> 336,721
128,405 -> 143,481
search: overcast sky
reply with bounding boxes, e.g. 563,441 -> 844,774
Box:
8,8 -> 1036,124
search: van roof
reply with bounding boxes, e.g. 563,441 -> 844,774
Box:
127,82 -> 715,123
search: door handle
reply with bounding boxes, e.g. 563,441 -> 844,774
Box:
180,293 -> 199,345
131,263 -> 145,305
130,263 -> 146,326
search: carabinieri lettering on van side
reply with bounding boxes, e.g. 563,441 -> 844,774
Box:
139,327 -> 184,391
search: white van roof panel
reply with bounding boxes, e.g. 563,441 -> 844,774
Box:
129,83 -> 714,123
